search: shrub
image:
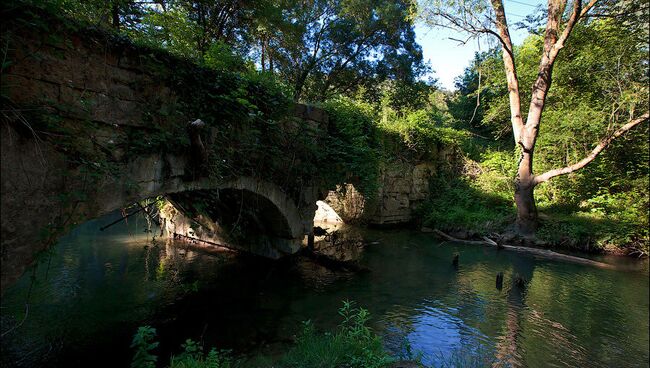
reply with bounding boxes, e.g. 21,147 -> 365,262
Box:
321,97 -> 382,197
170,339 -> 234,368
277,301 -> 392,368
131,326 -> 159,368
130,301 -> 393,368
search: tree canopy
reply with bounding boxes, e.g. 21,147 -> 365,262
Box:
46,0 -> 427,102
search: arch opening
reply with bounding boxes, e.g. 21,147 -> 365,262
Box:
162,187 -> 301,258
169,189 -> 293,239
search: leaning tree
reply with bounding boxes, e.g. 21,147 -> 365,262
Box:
420,0 -> 649,234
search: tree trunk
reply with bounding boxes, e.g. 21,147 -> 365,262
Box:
261,37 -> 266,72
111,2 -> 120,31
293,72 -> 308,101
514,120 -> 538,234
514,176 -> 537,235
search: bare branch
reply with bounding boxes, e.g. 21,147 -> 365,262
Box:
533,113 -> 649,185
580,0 -> 599,17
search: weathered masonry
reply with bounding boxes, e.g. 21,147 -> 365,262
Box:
1,8 -> 329,292
1,6 -> 458,293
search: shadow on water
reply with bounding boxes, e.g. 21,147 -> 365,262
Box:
1,212 -> 648,368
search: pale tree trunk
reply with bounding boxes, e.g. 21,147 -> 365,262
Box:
490,0 -> 599,234
261,36 -> 266,72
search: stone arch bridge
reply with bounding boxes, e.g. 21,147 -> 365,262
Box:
0,8 -> 330,292
1,6 -> 455,292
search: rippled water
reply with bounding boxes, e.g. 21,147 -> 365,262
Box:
1,212 -> 648,367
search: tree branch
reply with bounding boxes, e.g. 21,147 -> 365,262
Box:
551,0 -> 599,59
490,0 -> 525,142
554,0 -> 581,53
533,112 -> 649,185
580,0 -> 599,17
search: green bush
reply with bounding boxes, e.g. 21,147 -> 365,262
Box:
419,175 -> 514,234
379,109 -> 466,155
170,339 -> 233,368
276,301 -> 392,368
321,97 -> 382,197
131,326 -> 159,368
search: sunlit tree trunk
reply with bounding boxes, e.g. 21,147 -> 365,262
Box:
491,0 -> 599,234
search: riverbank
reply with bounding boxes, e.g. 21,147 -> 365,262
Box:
417,165 -> 648,258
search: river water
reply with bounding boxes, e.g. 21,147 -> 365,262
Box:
1,211 -> 648,367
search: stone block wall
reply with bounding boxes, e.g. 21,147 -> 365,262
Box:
325,144 -> 458,226
371,161 -> 436,224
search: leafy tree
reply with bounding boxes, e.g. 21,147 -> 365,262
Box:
420,0 -> 649,234
46,0 -> 427,102
265,0 -> 426,101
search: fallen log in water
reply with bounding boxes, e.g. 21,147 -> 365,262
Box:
433,229 -> 617,270
297,248 -> 370,273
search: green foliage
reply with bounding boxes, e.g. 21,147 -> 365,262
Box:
321,97 -> 382,197
130,326 -> 159,368
127,5 -> 201,59
419,174 -> 514,234
319,89 -> 467,199
203,42 -> 251,73
536,182 -> 649,253
265,0 -> 426,101
379,109 -> 467,155
257,300 -> 393,368
170,340 -> 233,368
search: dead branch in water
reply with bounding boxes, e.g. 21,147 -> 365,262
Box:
433,229 -> 617,270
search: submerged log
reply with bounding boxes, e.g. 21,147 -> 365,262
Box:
433,229 -> 617,270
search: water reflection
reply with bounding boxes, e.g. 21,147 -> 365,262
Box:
1,212 -> 648,368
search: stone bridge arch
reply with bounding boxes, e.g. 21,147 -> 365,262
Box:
0,6 -> 456,293
159,176 -> 316,258
1,134 -> 321,291
61,150 -> 320,259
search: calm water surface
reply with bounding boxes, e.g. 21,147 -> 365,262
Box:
1,212 -> 648,367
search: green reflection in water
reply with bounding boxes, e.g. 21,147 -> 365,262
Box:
1,213 -> 648,368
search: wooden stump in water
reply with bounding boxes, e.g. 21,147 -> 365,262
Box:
452,253 -> 459,268
496,272 -> 504,290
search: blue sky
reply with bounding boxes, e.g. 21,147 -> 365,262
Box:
414,0 -> 545,90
